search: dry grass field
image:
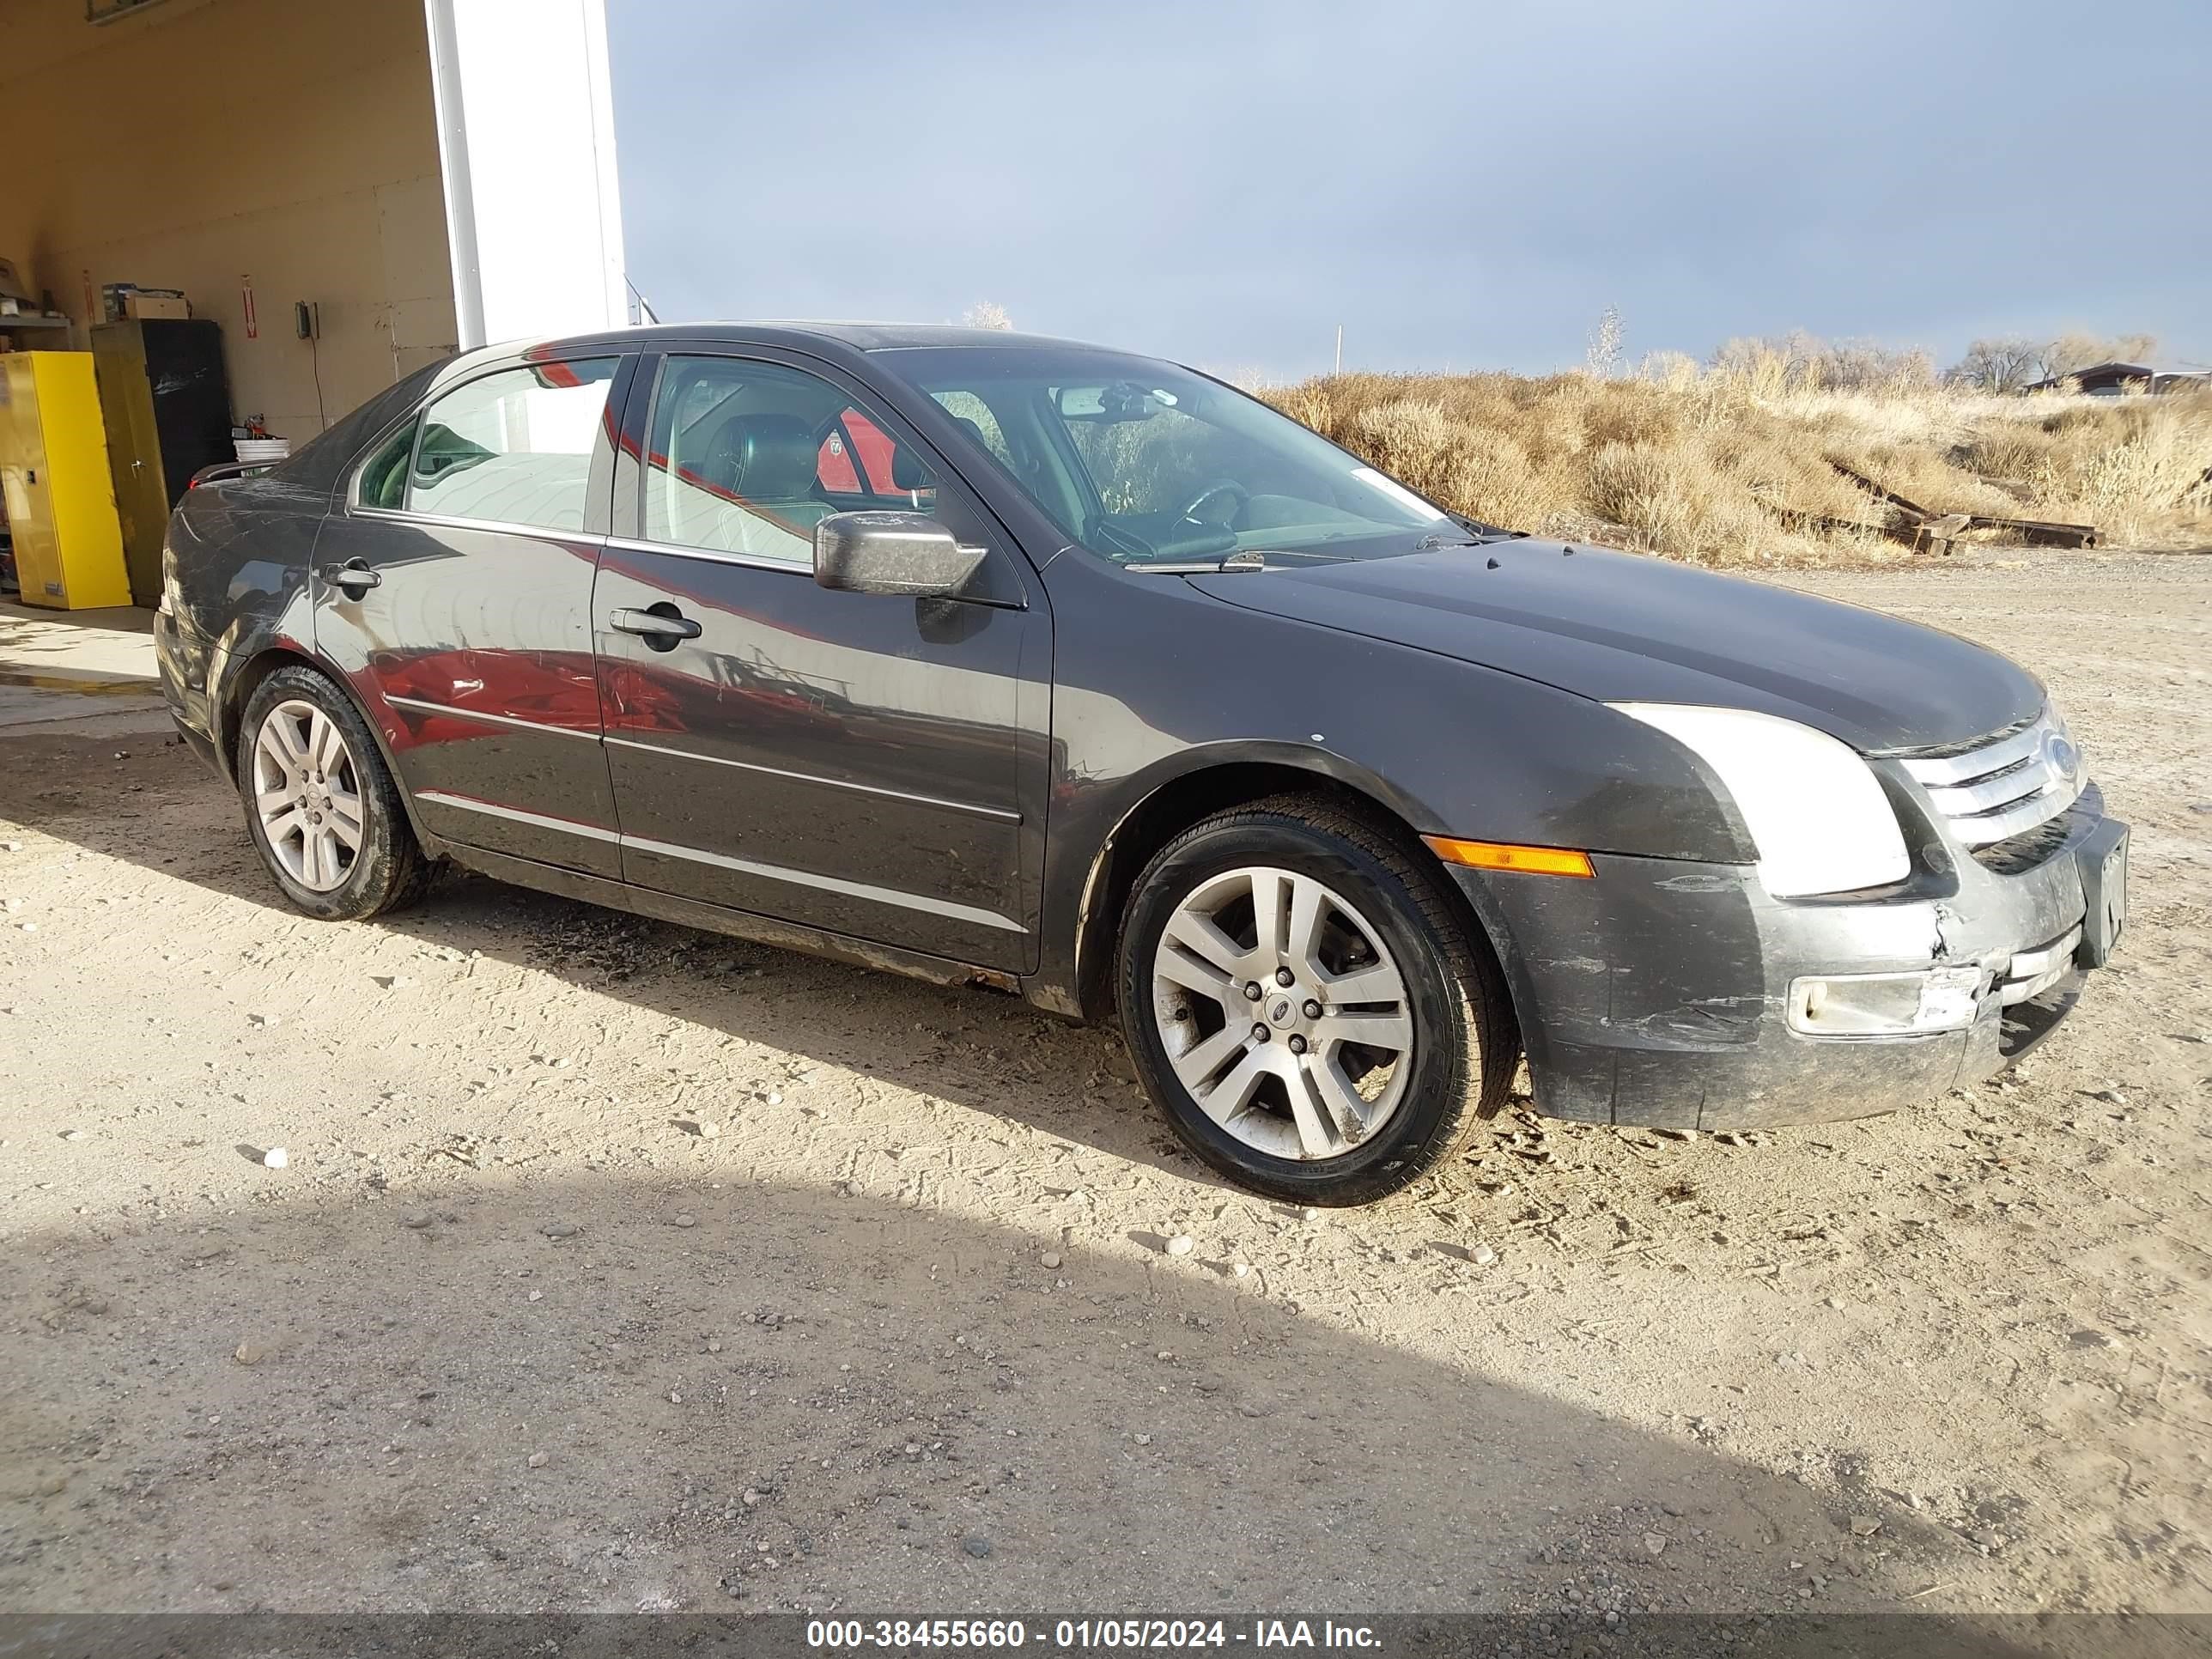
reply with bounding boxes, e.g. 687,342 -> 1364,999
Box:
1264,353 -> 2212,566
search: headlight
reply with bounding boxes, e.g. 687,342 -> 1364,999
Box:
1610,703 -> 1911,897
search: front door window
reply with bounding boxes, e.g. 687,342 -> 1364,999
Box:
641,357 -> 940,563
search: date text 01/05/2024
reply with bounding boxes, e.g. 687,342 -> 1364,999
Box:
805,1620 -> 1382,1650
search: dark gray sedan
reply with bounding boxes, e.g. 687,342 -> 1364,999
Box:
155,324 -> 2127,1204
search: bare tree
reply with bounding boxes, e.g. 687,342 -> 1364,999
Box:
1952,331 -> 2161,390
963,301 -> 1014,331
1948,337 -> 2045,392
1584,305 -> 1624,378
1710,331 -> 1936,392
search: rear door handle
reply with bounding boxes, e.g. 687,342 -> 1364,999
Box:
609,607 -> 702,641
323,560 -> 381,593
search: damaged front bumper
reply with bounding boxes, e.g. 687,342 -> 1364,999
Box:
1454,790 -> 2128,1131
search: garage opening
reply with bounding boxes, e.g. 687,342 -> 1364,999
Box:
0,0 -> 629,609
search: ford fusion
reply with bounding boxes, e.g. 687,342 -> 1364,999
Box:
155,325 -> 2128,1204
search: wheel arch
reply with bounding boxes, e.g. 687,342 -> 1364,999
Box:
217,644 -> 319,781
1066,752 -> 1521,1042
217,645 -> 435,848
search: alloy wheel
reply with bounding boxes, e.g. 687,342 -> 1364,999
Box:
251,698 -> 365,892
1150,865 -> 1415,1160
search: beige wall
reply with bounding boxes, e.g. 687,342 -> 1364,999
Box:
0,0 -> 459,443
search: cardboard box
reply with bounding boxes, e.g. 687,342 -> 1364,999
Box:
101,283 -> 188,322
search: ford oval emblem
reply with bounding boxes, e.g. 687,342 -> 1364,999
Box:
2045,732 -> 2081,780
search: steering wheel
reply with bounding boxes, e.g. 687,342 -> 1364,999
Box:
1178,479 -> 1250,527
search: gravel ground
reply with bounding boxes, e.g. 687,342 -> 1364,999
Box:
1,550 -> 2206,1621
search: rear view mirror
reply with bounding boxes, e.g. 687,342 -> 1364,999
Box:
813,511 -> 987,599
1054,382 -> 1181,422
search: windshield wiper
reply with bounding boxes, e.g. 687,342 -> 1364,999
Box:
1128,549 -> 1268,574
1442,513 -> 1531,544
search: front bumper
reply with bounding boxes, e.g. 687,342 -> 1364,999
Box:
1452,791 -> 2124,1130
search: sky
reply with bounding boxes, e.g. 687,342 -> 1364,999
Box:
605,0 -> 2211,381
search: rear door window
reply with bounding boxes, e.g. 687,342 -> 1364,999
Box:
405,359 -> 619,532
356,423 -> 413,509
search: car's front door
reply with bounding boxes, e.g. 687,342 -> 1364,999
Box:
594,350 -> 1048,971
313,354 -> 629,878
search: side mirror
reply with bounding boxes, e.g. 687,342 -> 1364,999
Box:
813,511 -> 987,599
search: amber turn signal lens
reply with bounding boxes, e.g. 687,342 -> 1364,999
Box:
1421,836 -> 1595,878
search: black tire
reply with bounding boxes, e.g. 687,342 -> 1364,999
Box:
1115,794 -> 1516,1205
235,665 -> 432,921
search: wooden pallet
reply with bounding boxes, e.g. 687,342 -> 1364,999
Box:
1828,462 -> 2097,552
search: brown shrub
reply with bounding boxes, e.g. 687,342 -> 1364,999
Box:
1261,368 -> 2212,565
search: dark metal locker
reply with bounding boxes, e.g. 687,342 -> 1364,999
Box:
92,319 -> 232,606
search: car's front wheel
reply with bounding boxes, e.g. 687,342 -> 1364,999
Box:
1115,795 -> 1515,1205
237,665 -> 429,921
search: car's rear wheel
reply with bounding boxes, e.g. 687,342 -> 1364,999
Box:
1115,794 -> 1515,1205
237,665 -> 429,921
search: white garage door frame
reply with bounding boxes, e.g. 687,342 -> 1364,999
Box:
423,0 -> 629,349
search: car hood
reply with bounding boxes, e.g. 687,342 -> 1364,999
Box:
1188,540 -> 2043,754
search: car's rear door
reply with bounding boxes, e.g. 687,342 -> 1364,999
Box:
594,348 -> 1048,971
313,353 -> 633,877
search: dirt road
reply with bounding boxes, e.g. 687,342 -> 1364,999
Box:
3,552 -> 2207,1621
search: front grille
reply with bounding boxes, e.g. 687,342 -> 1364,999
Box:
1899,709 -> 2084,853
1972,810 -> 2078,875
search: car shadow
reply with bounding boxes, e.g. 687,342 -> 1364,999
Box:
2,1166 -> 2031,1635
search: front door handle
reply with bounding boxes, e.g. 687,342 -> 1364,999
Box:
610,606 -> 702,642
323,559 -> 381,594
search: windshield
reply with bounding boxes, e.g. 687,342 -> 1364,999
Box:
872,347 -> 1463,566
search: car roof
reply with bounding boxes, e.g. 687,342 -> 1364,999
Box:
468,321 -> 1124,368
408,323 -> 1188,432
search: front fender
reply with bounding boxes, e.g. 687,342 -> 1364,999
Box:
1027,556 -> 1752,1016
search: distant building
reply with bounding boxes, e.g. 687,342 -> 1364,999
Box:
2024,362 -> 2211,396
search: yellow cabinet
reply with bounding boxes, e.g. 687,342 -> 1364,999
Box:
0,352 -> 131,610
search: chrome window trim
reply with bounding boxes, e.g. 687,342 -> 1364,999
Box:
602,733 -> 1019,823
602,533 -> 811,576
413,790 -> 619,843
346,503 -> 612,544
621,833 -> 1024,934
602,534 -> 1021,610
386,695 -> 603,742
